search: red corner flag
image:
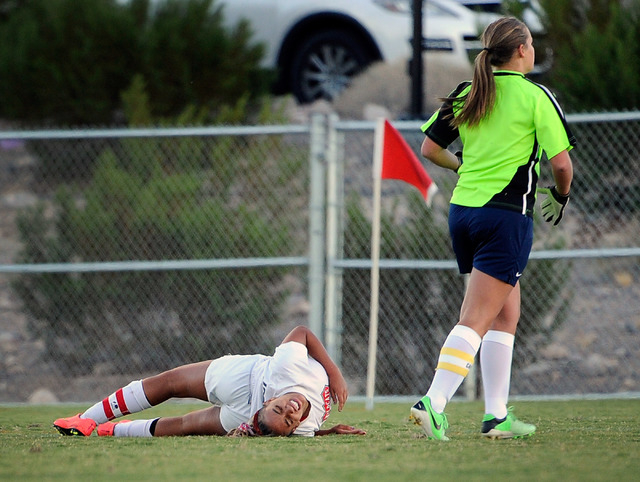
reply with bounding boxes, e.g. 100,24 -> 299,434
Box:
380,119 -> 437,204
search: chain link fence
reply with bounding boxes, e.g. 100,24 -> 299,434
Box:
333,114 -> 640,399
1,112 -> 639,403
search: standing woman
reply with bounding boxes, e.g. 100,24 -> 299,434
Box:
410,17 -> 575,440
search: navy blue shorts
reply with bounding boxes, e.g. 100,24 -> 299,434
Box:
448,204 -> 533,286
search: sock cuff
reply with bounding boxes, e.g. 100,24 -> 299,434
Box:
483,330 -> 515,348
450,324 -> 482,352
114,418 -> 155,437
128,380 -> 153,409
149,417 -> 160,436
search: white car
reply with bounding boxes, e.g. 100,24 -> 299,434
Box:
220,0 -> 489,103
451,0 -> 545,33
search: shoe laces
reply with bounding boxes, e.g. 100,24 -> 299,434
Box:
439,410 -> 450,430
506,406 -> 519,421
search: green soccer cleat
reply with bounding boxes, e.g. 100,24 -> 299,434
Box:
481,407 -> 536,439
410,396 -> 449,441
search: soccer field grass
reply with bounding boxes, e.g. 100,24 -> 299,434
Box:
1,399 -> 638,481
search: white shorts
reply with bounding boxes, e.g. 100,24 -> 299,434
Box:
204,354 -> 267,432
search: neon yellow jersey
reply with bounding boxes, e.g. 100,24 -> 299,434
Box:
421,71 -> 576,215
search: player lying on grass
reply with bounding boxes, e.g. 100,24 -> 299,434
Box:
53,325 -> 366,438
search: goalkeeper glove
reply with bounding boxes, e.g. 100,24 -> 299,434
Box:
538,186 -> 570,226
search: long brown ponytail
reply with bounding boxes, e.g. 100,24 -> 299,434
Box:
448,17 -> 529,128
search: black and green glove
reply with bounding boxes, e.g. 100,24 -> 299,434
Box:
537,186 -> 570,226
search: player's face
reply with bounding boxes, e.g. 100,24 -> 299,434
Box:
261,392 -> 311,436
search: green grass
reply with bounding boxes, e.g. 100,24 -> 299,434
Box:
1,399 -> 638,481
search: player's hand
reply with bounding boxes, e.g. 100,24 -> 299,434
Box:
538,186 -> 570,226
327,424 -> 367,435
328,371 -> 348,411
314,424 -> 366,436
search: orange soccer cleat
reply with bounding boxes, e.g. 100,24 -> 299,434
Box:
97,420 -> 131,436
53,414 -> 97,437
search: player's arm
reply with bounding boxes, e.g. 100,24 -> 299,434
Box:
281,326 -> 348,411
538,149 -> 574,225
549,149 -> 573,195
421,136 -> 462,172
315,424 -> 367,436
420,82 -> 466,171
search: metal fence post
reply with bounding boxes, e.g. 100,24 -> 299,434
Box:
324,114 -> 345,365
308,113 -> 327,341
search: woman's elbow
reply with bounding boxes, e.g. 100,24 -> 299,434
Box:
421,137 -> 442,161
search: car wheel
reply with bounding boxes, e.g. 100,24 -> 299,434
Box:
289,30 -> 372,103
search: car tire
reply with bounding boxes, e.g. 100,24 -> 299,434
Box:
288,29 -> 373,104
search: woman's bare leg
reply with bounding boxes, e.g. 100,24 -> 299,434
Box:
490,281 -> 521,334
152,405 -> 227,436
142,360 -> 212,405
459,269 -> 515,337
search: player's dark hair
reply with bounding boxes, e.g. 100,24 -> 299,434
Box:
447,17 -> 529,128
226,408 -> 274,437
253,409 -> 274,436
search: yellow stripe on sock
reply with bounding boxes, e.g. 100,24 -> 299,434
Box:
436,361 -> 470,377
440,347 -> 475,364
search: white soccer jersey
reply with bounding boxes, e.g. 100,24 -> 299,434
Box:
252,341 -> 331,437
204,341 -> 331,436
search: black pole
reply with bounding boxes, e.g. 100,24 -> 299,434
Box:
410,0 -> 423,118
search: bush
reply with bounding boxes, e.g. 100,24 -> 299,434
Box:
540,0 -> 640,111
537,1 -> 640,218
0,0 -> 272,125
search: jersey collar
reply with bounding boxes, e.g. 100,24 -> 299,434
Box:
493,70 -> 526,78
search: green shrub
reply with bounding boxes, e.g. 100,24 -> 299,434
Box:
0,0 -> 272,125
537,1 -> 640,218
540,0 -> 640,111
0,0 -> 139,124
138,0 -> 271,118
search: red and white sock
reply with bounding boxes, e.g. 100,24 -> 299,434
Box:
81,380 -> 152,424
480,330 -> 515,420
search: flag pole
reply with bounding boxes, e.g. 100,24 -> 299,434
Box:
366,118 -> 385,410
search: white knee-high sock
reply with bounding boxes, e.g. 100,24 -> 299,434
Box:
426,325 -> 482,413
113,418 -> 158,437
81,380 -> 152,424
480,330 -> 515,420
